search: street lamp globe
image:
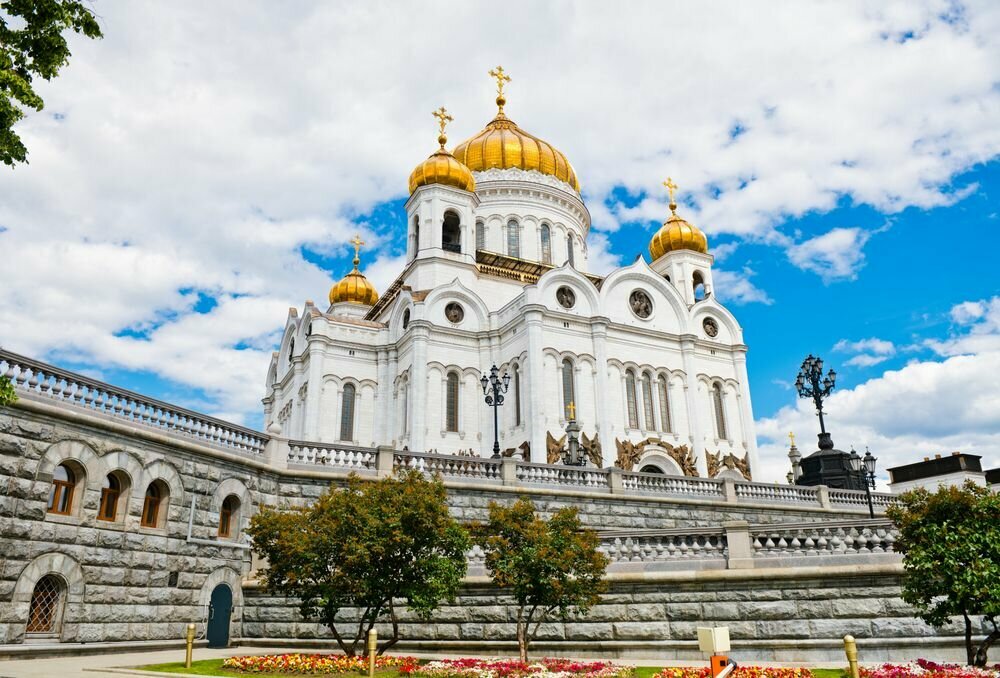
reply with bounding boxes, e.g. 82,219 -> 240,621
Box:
848,449 -> 862,473
863,448 -> 877,475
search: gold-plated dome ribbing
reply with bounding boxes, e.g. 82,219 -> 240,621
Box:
451,66 -> 580,192
649,177 -> 708,260
329,234 -> 379,306
408,106 -> 476,195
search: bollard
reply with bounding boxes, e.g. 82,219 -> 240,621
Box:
844,634 -> 859,678
185,623 -> 196,669
368,628 -> 378,678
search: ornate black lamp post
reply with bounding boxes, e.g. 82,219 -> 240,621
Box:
480,365 -> 510,459
795,354 -> 837,450
849,447 -> 878,518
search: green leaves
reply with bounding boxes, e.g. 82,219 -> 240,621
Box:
1,0 -> 103,166
0,376 -> 16,406
246,470 -> 469,656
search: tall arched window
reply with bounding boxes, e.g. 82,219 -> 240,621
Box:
219,495 -> 240,538
47,463 -> 76,515
141,481 -> 168,528
641,372 -> 655,431
567,234 -> 575,268
625,370 -> 639,429
712,382 -> 728,439
413,216 -> 420,257
540,224 -> 552,264
442,210 -> 461,252
98,472 -> 124,522
340,383 -> 356,441
26,575 -> 65,634
657,375 -> 673,433
507,219 -> 520,258
476,219 -> 485,251
445,373 -> 460,432
693,270 -> 706,301
513,364 -> 522,426
561,359 -> 575,420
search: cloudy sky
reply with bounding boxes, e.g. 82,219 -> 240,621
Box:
2,1 -> 999,482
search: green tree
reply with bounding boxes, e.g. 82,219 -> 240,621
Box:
0,375 -> 15,406
476,498 -> 609,662
247,470 -> 469,656
887,481 -> 1000,666
1,0 -> 102,167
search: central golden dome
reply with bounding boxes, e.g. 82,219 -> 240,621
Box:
452,68 -> 580,192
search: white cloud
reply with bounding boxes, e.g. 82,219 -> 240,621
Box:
786,227 -> 872,281
1,1 -> 999,421
712,267 -> 773,305
926,296 -> 1000,356
586,232 -> 623,276
834,337 -> 897,366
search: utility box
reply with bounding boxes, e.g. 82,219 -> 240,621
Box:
698,626 -> 731,654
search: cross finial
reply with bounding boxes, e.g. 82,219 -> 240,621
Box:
432,106 -> 453,148
350,234 -> 365,267
663,177 -> 679,212
788,431 -> 796,447
489,65 -> 512,113
566,401 -> 576,420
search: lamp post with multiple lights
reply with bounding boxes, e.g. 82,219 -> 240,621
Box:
795,354 -> 838,450
480,365 -> 510,459
849,447 -> 878,518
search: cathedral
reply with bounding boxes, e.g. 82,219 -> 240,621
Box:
263,68 -> 758,480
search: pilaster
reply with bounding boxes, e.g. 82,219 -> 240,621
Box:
525,311 -> 546,463
681,337 -> 708,477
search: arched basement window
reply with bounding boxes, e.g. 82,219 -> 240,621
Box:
219,495 -> 240,538
625,370 -> 639,429
713,382 -> 728,439
141,480 -> 168,528
340,383 -> 356,441
540,224 -> 552,264
98,472 -> 125,522
658,375 -> 673,433
442,210 -> 461,253
445,372 -> 460,432
47,463 -> 77,516
561,359 -> 575,420
26,575 -> 66,634
507,219 -> 520,258
641,372 -> 656,431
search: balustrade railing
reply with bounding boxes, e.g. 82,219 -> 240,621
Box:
515,460 -> 610,489
395,451 -> 503,481
1,349 -> 267,455
750,519 -> 897,557
828,488 -> 894,508
622,471 -> 726,498
288,441 -> 375,469
735,481 -> 820,504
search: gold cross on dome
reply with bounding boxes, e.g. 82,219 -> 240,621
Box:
432,106 -> 453,136
788,431 -> 796,447
663,177 -> 678,204
489,65 -> 511,100
566,401 -> 576,420
350,234 -> 365,264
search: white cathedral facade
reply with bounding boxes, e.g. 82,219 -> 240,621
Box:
263,72 -> 758,480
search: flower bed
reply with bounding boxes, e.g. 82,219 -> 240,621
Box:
861,660 -> 1000,678
222,653 -> 419,674
401,658 -> 635,678
652,669 -> 812,678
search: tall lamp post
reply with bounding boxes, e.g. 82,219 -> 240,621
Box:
849,447 -> 878,518
795,354 -> 837,450
480,365 -> 510,459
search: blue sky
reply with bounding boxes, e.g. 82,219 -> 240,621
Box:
1,1 -> 999,481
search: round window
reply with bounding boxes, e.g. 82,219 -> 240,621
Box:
402,309 -> 410,329
703,317 -> 719,337
628,290 -> 653,319
445,302 -> 465,324
556,286 -> 576,309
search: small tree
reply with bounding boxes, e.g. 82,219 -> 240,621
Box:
0,375 -> 15,406
476,498 -> 609,662
247,470 -> 469,656
887,481 -> 1000,666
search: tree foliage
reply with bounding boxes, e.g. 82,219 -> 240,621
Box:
1,0 -> 102,167
247,470 -> 469,656
887,482 -> 1000,666
476,498 -> 609,662
0,375 -> 15,406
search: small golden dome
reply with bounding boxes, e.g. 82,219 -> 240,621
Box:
329,235 -> 379,306
649,177 -> 708,260
409,106 -> 476,195
452,67 -> 580,192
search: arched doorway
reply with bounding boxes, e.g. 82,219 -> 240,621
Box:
26,575 -> 66,637
207,583 -> 232,648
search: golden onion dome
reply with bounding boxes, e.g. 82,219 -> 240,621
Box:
452,66 -> 580,192
328,235 -> 379,306
649,178 -> 709,260
409,107 -> 476,195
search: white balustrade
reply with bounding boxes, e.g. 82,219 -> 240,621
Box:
622,471 -> 726,497
394,451 -> 502,481
288,441 -> 376,469
750,520 -> 897,557
598,532 -> 727,565
735,481 -> 820,504
515,461 -> 610,489
829,488 -> 894,508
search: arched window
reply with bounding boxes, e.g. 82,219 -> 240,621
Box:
445,372 -> 460,432
476,219 -> 485,251
442,210 -> 461,252
693,270 -> 706,301
47,463 -> 77,515
513,364 -> 522,426
340,383 -> 356,441
641,372 -> 655,431
540,224 -> 552,264
218,495 -> 240,538
26,575 -> 65,634
98,472 -> 125,522
288,337 -> 294,364
561,359 -> 575,420
413,216 -> 420,257
639,465 -> 664,475
507,219 -> 520,258
657,375 -> 673,433
712,382 -> 728,440
141,481 -> 168,528
567,234 -> 575,268
625,370 -> 639,429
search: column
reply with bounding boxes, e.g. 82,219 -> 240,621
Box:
525,311 -> 546,463
733,349 -> 760,479
410,329 -> 429,453
591,321 -> 614,467
301,345 -> 324,441
680,337 -> 708,477
386,348 -> 398,448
